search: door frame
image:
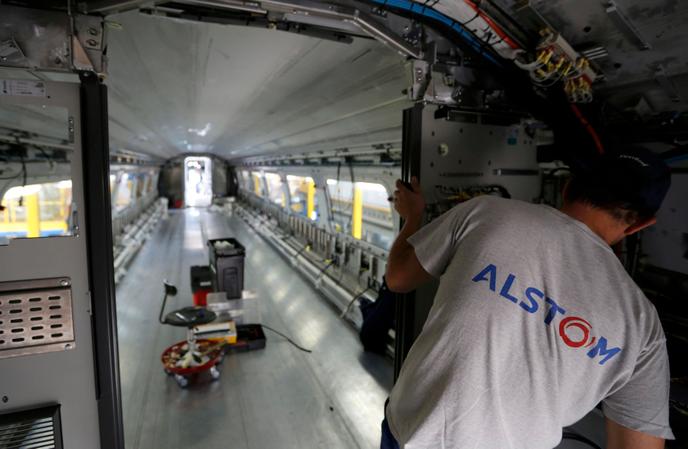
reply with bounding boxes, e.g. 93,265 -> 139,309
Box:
80,72 -> 125,449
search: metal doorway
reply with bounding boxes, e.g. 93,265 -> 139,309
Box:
184,157 -> 212,207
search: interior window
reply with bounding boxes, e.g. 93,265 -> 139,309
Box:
0,103 -> 75,243
326,179 -> 393,249
326,179 -> 354,234
264,172 -> 285,206
251,171 -> 264,197
115,173 -> 134,211
146,171 -> 157,194
358,182 -> 393,250
0,180 -> 73,239
287,175 -> 318,220
136,173 -> 147,199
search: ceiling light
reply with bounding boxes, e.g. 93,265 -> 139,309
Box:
188,123 -> 212,137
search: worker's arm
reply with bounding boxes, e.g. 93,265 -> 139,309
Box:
606,417 -> 664,449
385,178 -> 433,293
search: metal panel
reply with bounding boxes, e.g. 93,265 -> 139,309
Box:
417,105 -> 540,206
0,5 -> 107,75
0,277 -> 75,359
0,404 -> 64,449
0,79 -> 101,449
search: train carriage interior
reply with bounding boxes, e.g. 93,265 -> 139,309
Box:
0,0 -> 687,448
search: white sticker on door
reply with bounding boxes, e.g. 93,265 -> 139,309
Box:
0,79 -> 47,97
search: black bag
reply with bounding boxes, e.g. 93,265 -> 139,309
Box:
359,278 -> 396,354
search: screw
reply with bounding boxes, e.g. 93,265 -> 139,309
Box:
65,344 -> 72,349
0,56 -> 6,62
2,396 -> 7,403
87,39 -> 98,47
60,279 -> 70,286
88,27 -> 99,36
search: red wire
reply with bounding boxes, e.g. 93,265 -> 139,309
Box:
570,104 -> 605,155
464,0 -> 520,50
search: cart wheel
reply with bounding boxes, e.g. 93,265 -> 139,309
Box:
215,354 -> 224,365
175,374 -> 189,388
209,366 -> 221,381
164,368 -> 173,376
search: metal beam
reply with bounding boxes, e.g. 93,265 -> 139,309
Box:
78,0 -> 155,15
606,0 -> 652,50
176,0 -> 268,14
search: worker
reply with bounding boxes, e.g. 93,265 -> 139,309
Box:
383,147 -> 673,449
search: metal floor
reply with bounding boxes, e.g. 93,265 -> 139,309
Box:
115,208 -> 392,449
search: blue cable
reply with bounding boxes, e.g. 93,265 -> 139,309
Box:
666,154 -> 688,164
369,0 -> 502,66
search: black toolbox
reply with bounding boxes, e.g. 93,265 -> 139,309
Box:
207,238 -> 245,299
190,265 -> 213,293
225,324 -> 267,353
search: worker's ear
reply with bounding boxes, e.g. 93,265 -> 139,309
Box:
624,216 -> 657,237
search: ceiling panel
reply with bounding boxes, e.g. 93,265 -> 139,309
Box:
105,11 -> 410,160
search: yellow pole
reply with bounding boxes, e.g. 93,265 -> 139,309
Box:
306,180 -> 315,220
253,175 -> 261,196
26,193 -> 40,238
59,188 -> 67,219
352,186 -> 362,239
281,192 -> 286,208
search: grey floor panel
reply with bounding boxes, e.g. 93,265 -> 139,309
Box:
116,208 -> 392,449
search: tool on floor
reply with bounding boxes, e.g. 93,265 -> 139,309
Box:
158,281 -> 224,388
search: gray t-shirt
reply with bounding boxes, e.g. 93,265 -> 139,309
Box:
387,196 -> 673,449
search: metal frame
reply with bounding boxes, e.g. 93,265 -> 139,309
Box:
0,5 -> 107,75
394,103 -> 422,379
79,71 -> 124,449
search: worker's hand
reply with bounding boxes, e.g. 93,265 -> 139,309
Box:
393,177 -> 424,221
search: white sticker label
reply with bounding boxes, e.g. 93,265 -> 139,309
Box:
0,79 -> 47,97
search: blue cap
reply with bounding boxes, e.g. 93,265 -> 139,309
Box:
586,147 -> 672,216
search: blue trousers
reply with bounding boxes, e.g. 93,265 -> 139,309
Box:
380,419 -> 400,449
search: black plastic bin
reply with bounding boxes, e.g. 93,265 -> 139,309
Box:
207,238 -> 245,299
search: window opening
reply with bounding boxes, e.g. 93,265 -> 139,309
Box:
0,181 -> 73,240
0,103 -> 75,244
264,173 -> 285,206
326,179 -> 393,249
287,175 -> 318,221
251,171 -> 264,198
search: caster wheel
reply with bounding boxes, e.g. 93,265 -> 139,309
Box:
164,368 -> 173,376
174,374 -> 189,388
216,355 -> 225,365
209,366 -> 221,381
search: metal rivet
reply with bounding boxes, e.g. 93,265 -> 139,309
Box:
65,344 -> 72,349
2,396 -> 8,403
60,280 -> 70,287
88,27 -> 99,36
87,39 -> 98,46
